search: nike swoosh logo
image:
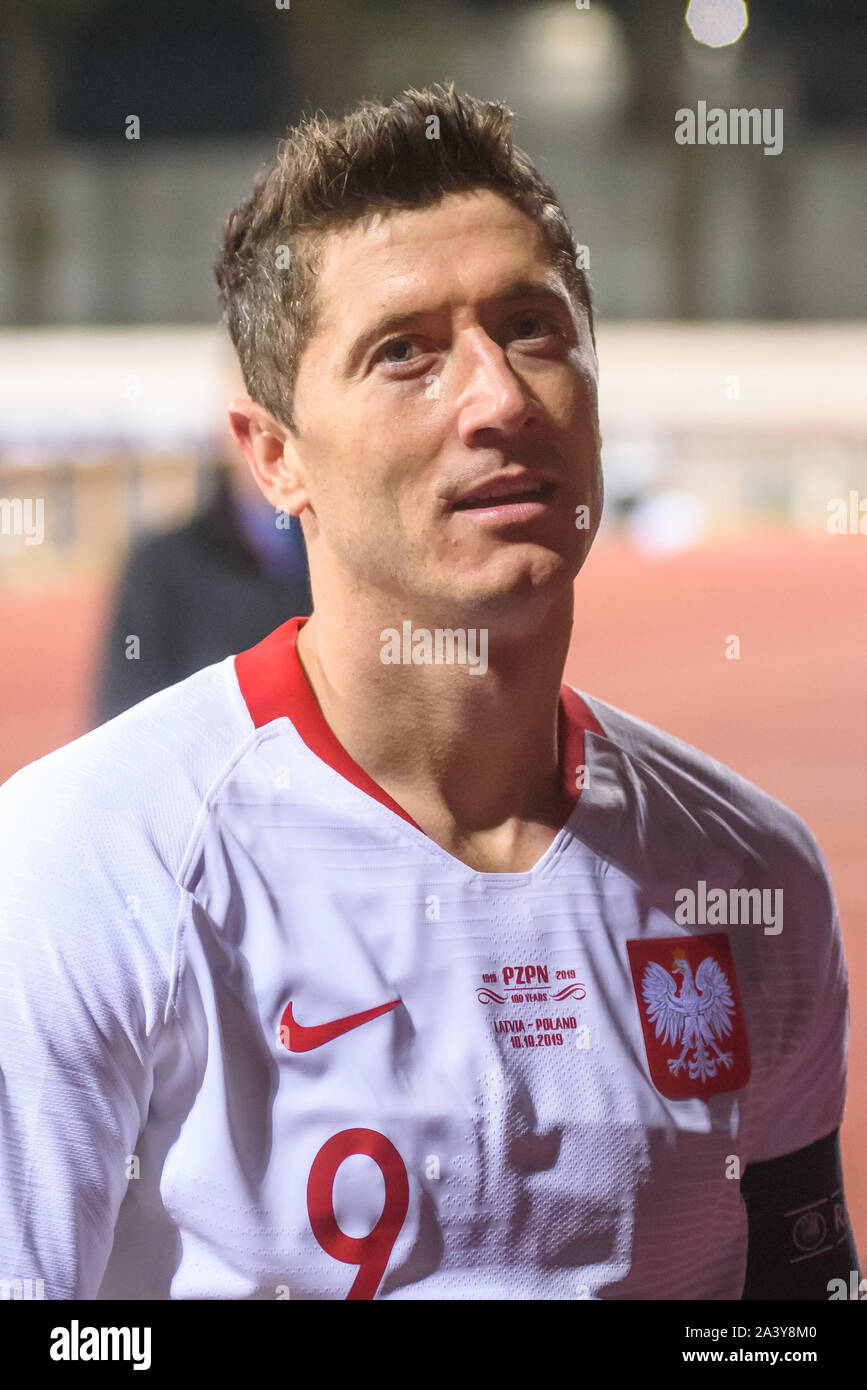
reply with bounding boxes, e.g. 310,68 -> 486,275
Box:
280,997 -> 402,1052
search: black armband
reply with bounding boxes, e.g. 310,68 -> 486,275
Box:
740,1128 -> 861,1300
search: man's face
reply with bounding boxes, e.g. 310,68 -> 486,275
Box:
286,188 -> 602,621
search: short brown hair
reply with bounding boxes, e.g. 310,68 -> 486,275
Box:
214,81 -> 594,433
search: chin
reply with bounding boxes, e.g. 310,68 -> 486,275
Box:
443,557 -> 574,615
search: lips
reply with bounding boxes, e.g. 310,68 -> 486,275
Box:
451,475 -> 556,510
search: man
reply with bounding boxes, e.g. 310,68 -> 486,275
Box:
94,453 -> 312,723
0,84 -> 858,1300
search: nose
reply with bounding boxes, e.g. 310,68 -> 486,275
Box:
453,329 -> 540,445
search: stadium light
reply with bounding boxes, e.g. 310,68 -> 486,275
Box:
512,2 -> 629,118
685,0 -> 749,49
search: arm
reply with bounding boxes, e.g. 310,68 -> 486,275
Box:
741,1128 -> 860,1299
0,756 -> 178,1298
738,810 -> 857,1300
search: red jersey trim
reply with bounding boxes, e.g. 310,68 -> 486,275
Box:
234,616 -> 604,834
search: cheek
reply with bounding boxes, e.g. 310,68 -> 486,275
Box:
356,399 -> 443,512
567,364 -> 599,419
554,386 -> 601,479
538,359 -> 597,433
312,443 -> 413,552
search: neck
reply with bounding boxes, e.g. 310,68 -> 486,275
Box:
294,586 -> 575,840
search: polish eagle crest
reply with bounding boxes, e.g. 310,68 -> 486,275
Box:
640,952 -> 736,1081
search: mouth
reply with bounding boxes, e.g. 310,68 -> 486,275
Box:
451,480 -> 557,517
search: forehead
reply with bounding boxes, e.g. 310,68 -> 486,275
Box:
311,189 -> 561,339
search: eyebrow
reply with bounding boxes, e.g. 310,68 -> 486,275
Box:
341,278 -> 575,376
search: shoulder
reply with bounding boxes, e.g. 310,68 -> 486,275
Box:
571,689 -> 833,920
0,659 -> 258,1021
0,657 -> 255,888
571,691 -> 848,1157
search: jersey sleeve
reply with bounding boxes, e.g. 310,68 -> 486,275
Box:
0,750 -> 182,1299
747,825 -> 850,1164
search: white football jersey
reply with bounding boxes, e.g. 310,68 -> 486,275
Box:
0,615 -> 849,1300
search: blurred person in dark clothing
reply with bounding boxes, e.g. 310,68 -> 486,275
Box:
94,451 -> 312,723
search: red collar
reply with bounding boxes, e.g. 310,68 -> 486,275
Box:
235,616 -> 602,833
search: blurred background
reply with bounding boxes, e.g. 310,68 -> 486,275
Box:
1,0 -> 865,1267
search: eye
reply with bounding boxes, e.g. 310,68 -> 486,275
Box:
379,337 -> 421,364
510,311 -> 557,341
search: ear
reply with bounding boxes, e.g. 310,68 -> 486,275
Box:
226,397 -> 310,516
